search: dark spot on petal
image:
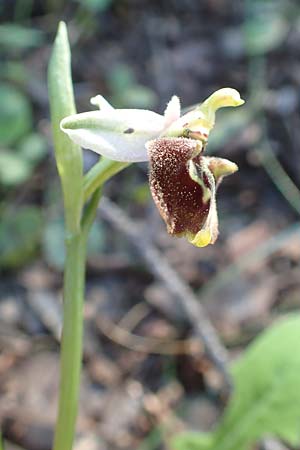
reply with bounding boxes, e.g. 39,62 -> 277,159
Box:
124,128 -> 134,134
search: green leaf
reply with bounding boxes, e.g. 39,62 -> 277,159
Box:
172,315 -> 300,450
0,206 -> 43,269
213,314 -> 300,450
48,21 -> 83,235
0,83 -> 32,146
172,432 -> 214,450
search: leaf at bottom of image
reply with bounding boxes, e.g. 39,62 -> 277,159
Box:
173,314 -> 300,450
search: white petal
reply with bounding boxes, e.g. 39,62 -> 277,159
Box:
163,95 -> 181,129
61,109 -> 165,162
90,95 -> 114,111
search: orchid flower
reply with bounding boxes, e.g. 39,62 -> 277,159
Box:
61,88 -> 244,247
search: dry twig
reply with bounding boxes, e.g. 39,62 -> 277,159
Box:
96,315 -> 201,355
98,197 -> 231,387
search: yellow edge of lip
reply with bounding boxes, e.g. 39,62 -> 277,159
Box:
188,229 -> 211,248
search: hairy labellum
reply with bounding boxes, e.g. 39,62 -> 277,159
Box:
147,138 -> 213,245
147,138 -> 238,247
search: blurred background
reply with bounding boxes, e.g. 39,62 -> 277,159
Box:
0,0 -> 300,449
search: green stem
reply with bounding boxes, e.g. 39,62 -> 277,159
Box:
53,233 -> 87,450
84,157 -> 129,202
52,160 -> 129,450
82,187 -> 103,234
48,23 -> 131,450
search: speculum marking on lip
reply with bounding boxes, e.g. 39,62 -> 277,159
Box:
124,128 -> 135,134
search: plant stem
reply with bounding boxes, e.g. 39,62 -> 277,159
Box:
48,22 -> 131,450
53,232 -> 87,450
84,157 -> 129,202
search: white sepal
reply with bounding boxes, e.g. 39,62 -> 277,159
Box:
61,109 -> 166,162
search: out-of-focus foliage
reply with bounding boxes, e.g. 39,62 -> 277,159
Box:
43,217 -> 106,269
0,83 -> 48,187
0,83 -> 32,147
76,0 -> 113,13
0,206 -> 43,268
109,63 -> 157,109
173,315 -> 300,450
243,0 -> 290,55
0,23 -> 44,51
0,133 -> 47,186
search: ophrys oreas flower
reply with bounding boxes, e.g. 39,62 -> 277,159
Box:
61,88 -> 244,247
